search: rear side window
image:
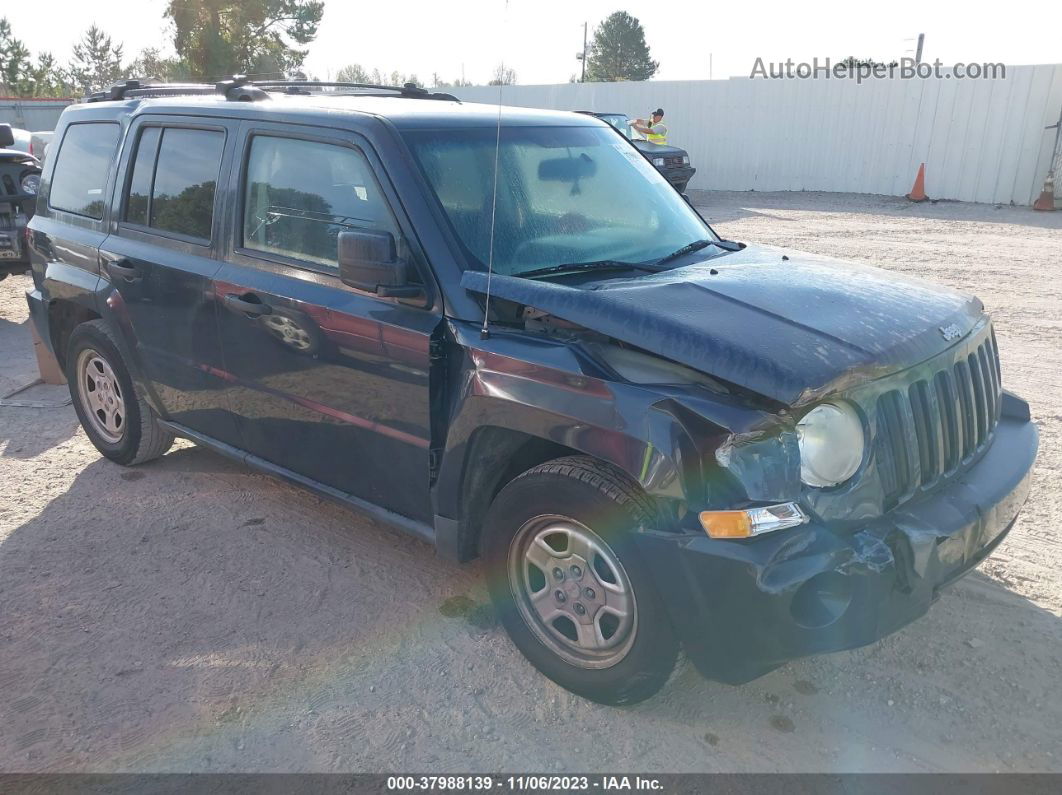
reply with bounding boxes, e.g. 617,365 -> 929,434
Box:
123,127 -> 225,241
242,135 -> 399,269
49,122 -> 120,219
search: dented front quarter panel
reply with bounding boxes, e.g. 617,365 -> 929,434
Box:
434,319 -> 786,525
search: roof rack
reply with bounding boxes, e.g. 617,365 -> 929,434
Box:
85,76 -> 459,104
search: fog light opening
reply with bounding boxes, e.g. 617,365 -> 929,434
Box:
790,572 -> 854,629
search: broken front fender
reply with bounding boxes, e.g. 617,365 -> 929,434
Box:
432,320 -> 791,541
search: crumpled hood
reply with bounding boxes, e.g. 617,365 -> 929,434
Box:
461,244 -> 984,406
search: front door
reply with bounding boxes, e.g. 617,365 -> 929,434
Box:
100,117 -> 241,445
214,123 -> 439,523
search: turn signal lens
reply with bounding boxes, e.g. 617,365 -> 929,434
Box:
699,503 -> 808,539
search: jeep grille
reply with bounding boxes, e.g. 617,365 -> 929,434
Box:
875,326 -> 1002,508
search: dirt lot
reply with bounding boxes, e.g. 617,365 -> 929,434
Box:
1,191 -> 1060,773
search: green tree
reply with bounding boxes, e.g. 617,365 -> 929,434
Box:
129,47 -> 185,82
336,65 -> 421,87
336,63 -> 372,83
387,70 -> 420,87
68,24 -> 128,94
584,11 -> 658,82
28,53 -> 73,97
1,19 -> 72,97
166,0 -> 324,80
0,17 -> 32,95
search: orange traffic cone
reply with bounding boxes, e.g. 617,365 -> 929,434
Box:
1033,173 -> 1057,211
906,163 -> 929,202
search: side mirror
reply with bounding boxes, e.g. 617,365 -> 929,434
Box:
337,229 -> 421,299
0,124 -> 15,149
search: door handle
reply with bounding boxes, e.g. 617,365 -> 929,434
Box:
107,259 -> 141,283
224,292 -> 273,317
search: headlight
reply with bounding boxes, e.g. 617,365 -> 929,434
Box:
20,173 -> 40,195
652,157 -> 665,167
681,155 -> 690,165
591,344 -> 721,388
796,401 -> 865,487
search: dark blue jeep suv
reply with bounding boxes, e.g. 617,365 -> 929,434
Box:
26,78 -> 1038,704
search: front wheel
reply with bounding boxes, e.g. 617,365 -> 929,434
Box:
482,456 -> 679,705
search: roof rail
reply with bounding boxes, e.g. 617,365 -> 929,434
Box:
249,80 -> 459,102
84,77 -> 458,104
85,76 -> 269,103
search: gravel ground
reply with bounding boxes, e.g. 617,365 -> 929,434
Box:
1,190 -> 1060,773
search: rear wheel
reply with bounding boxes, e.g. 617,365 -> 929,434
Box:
66,320 -> 174,465
483,456 -> 679,705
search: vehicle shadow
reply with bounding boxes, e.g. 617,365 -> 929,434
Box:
0,275 -> 143,458
0,289 -> 78,459
0,447 -> 476,772
1,445 -> 1059,772
0,402 -> 80,459
0,314 -> 41,395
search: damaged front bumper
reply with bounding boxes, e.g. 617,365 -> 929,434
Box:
635,408 -> 1038,684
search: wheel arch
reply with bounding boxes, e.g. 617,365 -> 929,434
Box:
48,298 -> 101,371
436,425 -> 583,562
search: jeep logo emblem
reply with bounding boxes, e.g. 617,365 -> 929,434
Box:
939,323 -> 963,341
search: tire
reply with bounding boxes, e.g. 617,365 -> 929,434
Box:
482,456 -> 679,705
65,319 -> 175,465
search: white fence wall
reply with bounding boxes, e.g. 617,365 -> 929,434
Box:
454,65 -> 1062,205
0,98 -> 75,131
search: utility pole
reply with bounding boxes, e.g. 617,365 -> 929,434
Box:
915,33 -> 925,63
578,21 -> 588,82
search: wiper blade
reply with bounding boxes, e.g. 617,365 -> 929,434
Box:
516,260 -> 652,279
654,238 -> 742,268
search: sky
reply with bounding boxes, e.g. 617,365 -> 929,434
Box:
3,0 -> 1061,87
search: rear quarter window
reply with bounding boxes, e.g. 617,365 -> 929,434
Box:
48,122 -> 120,219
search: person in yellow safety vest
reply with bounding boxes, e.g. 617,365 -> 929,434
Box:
630,108 -> 668,145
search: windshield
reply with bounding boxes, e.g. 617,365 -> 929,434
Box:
403,126 -> 711,277
594,114 -> 641,141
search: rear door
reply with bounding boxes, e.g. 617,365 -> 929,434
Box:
32,119 -> 121,286
99,116 -> 241,444
213,121 -> 440,523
